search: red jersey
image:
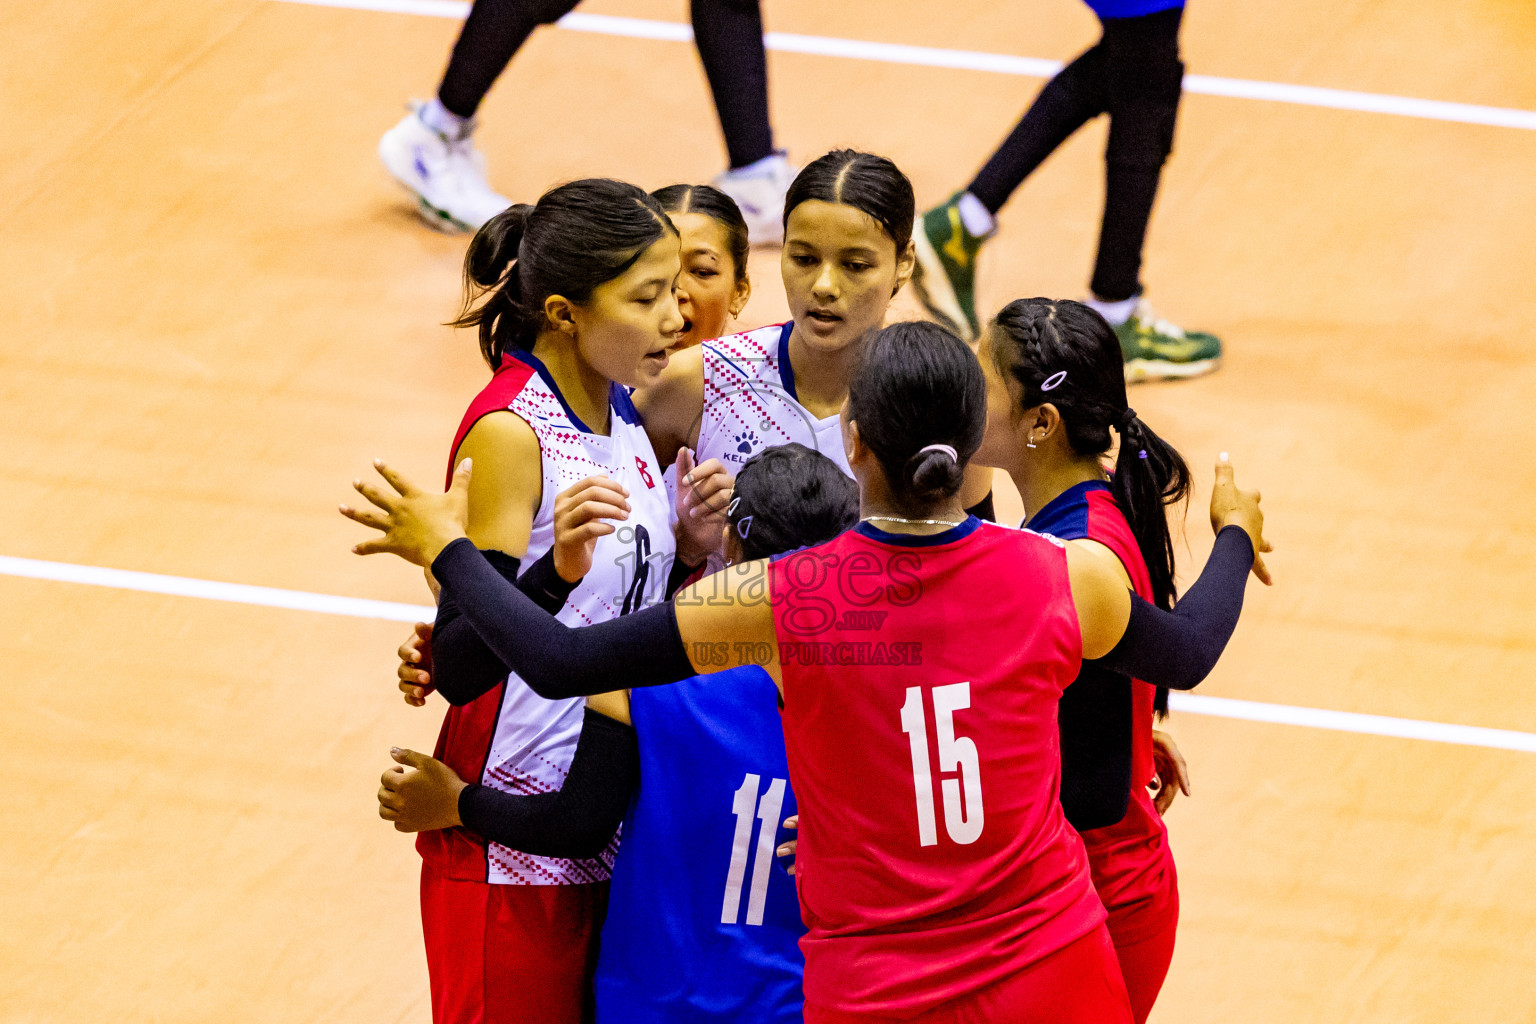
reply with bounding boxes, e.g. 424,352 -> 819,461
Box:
771,519 -> 1106,1017
1030,481 -> 1178,946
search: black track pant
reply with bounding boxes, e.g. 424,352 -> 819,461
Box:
437,0 -> 774,169
968,6 -> 1185,302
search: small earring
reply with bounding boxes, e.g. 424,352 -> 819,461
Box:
1026,435 -> 1037,449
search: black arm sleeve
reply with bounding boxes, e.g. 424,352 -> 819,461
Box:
432,537 -> 696,700
457,708 -> 639,858
517,547 -> 582,612
1091,526 -> 1254,690
431,547 -> 581,706
1057,666 -> 1133,831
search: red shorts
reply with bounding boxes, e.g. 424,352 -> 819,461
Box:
420,866 -> 606,1024
803,925 -> 1132,1024
1107,895 -> 1179,1024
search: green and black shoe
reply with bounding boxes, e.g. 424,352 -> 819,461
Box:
912,193 -> 991,342
1116,300 -> 1223,382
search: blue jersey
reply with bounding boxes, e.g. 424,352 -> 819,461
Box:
594,665 -> 805,1024
1085,0 -> 1183,20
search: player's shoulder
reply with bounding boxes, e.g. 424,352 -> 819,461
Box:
448,355 -> 544,476
703,322 -> 789,379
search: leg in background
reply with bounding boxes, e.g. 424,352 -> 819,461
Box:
1088,5 -> 1224,379
695,0 -> 794,245
691,0 -> 775,170
380,0 -> 579,232
965,42 -> 1111,215
438,0 -> 584,119
913,39 -> 1111,340
1089,5 -> 1184,303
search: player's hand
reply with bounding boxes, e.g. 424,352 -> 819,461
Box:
775,815 -> 799,877
552,476 -> 631,583
398,622 -> 434,706
675,448 -> 732,565
341,458 -> 472,568
1209,455 -> 1272,585
378,748 -> 467,832
1149,730 -> 1191,816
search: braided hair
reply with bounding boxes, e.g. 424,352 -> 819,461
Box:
990,298 -> 1190,615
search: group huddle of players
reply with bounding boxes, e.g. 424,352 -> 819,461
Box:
340,143 -> 1271,1024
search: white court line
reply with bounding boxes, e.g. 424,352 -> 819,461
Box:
1167,694 -> 1536,754
0,555 -> 432,624
273,0 -> 1536,131
5,553 -> 1536,753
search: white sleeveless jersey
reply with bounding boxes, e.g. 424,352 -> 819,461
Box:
455,350 -> 675,885
695,323 -> 852,476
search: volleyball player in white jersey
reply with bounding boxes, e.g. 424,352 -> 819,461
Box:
637,150 -> 993,525
377,178 -> 724,1024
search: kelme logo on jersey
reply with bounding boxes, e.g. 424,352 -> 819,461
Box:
693,377 -> 826,468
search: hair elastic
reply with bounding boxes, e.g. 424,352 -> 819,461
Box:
917,444 -> 958,463
1040,370 -> 1068,391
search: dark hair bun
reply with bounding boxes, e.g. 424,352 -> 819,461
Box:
847,320 -> 985,511
905,448 -> 963,499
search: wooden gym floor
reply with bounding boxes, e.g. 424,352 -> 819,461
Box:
2,0 -> 1534,1020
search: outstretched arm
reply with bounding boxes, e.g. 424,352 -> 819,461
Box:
404,472 -> 633,706
342,459 -> 776,698
1088,526 -> 1254,689
1071,459 -> 1271,690
433,537 -> 696,699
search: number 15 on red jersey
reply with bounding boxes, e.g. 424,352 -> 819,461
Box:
900,683 -> 985,847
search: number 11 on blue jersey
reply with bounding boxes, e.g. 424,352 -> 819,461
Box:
721,773 -> 788,926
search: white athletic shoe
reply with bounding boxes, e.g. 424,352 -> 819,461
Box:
711,153 -> 796,246
378,101 -> 512,233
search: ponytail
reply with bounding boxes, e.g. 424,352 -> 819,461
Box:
1110,408 -> 1190,612
450,180 -> 677,368
451,205 -> 536,365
